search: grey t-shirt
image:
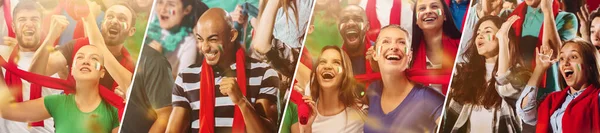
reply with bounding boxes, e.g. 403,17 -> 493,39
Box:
121,45 -> 174,133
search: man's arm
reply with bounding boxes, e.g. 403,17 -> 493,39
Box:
149,106 -> 173,133
29,15 -> 68,76
166,107 -> 190,133
540,0 -> 569,56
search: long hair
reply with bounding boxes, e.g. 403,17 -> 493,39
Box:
309,46 -> 364,109
411,0 -> 462,60
450,16 -> 526,109
561,38 -> 600,87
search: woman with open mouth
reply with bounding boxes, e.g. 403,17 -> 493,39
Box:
516,38 -> 600,133
146,0 -> 205,77
443,16 -> 531,132
410,0 -> 462,94
292,46 -> 366,133
0,45 -> 121,133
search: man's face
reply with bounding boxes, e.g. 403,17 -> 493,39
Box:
194,15 -> 236,66
374,28 -> 411,73
591,17 -> 600,52
101,5 -> 134,46
14,9 -> 42,50
338,6 -> 367,52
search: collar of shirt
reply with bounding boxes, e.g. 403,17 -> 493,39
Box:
567,87 -> 586,98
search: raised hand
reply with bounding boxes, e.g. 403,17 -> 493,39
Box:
3,36 -> 17,46
299,96 -> 317,133
495,16 -> 519,43
577,4 -> 591,41
536,45 -> 558,70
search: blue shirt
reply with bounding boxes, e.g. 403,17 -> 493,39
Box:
450,0 -> 468,29
549,88 -> 585,132
350,56 -> 366,75
364,81 -> 444,133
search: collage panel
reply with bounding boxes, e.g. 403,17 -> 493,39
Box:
281,0 -> 468,132
120,0 -> 314,133
0,0 -> 150,132
441,0 -> 600,133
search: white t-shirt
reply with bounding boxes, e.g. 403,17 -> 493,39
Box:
311,106 -> 365,133
0,45 -> 61,133
468,63 -> 497,133
359,0 -> 414,37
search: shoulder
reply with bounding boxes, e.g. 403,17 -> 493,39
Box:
412,84 -> 445,104
176,63 -> 202,81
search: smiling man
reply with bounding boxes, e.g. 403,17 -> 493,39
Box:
167,8 -> 279,133
338,5 -> 371,75
364,25 -> 444,133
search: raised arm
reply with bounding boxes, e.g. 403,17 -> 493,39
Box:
496,16 -> 519,76
516,45 -> 556,125
28,15 -> 69,76
0,80 -> 51,122
540,0 -> 567,57
82,1 -> 133,93
251,0 -> 279,54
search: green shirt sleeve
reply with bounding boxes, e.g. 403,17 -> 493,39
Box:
43,94 -> 64,117
280,103 -> 299,133
111,106 -> 119,128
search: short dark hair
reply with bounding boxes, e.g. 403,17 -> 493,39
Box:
12,0 -> 43,20
587,7 -> 600,37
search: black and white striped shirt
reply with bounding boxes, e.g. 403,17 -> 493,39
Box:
172,58 -> 279,133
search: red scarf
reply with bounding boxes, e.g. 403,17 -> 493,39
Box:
289,87 -> 310,125
365,0 -> 402,48
0,52 -> 126,121
509,0 -> 559,88
3,0 -> 14,37
199,48 -> 247,133
71,38 -> 135,90
3,47 -> 45,126
354,35 -> 458,95
536,85 -> 600,133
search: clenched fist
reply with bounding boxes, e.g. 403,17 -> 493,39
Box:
219,77 -> 245,105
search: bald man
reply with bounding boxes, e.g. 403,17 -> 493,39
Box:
167,8 -> 279,133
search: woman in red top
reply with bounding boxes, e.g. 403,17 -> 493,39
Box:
409,0 -> 462,94
517,38 -> 600,133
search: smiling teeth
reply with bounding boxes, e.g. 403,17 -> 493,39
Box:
206,53 -> 216,57
386,55 -> 400,60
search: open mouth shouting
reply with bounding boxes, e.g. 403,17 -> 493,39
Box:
204,48 -> 220,62
107,24 -> 122,37
319,68 -> 337,82
562,67 -> 575,81
345,30 -> 360,44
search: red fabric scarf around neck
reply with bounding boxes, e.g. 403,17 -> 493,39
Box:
0,54 -> 126,121
536,85 -> 600,133
354,34 -> 458,95
4,47 -> 45,126
508,0 -> 559,88
200,48 -> 247,133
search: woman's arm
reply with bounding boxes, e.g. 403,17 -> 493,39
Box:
251,0 -> 280,54
82,1 -> 133,94
516,46 -> 556,125
0,88 -> 51,122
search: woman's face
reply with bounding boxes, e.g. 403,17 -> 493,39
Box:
155,0 -> 190,30
559,43 -> 588,88
316,49 -> 345,91
475,20 -> 500,58
590,17 -> 600,52
72,46 -> 105,81
416,0 -> 445,31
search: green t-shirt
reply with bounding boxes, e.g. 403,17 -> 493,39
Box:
280,103 -> 299,133
44,94 -> 119,133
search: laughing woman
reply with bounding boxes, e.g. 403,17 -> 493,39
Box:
293,46 -> 366,133
444,16 -> 531,132
410,0 -> 462,94
0,45 -> 119,133
516,38 -> 600,133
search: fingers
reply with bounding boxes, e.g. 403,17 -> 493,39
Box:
293,84 -> 305,94
3,36 -> 17,46
218,77 -> 237,96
